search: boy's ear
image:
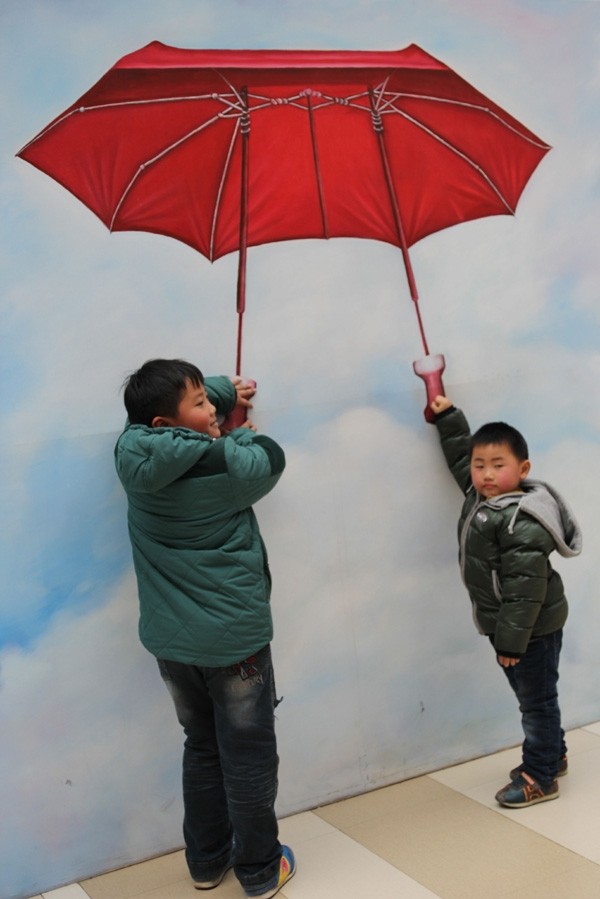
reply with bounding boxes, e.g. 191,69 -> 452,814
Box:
520,459 -> 531,479
151,415 -> 171,428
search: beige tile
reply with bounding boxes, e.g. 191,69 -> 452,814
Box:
504,860 -> 600,899
43,887 -> 90,898
116,873 -> 239,899
316,777 -> 590,899
314,776 -> 443,829
433,740 -> 600,864
274,828 -> 438,899
81,850 -> 188,899
278,810 -> 340,844
582,720 -> 600,737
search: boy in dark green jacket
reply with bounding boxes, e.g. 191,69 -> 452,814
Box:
431,394 -> 581,809
115,359 -> 295,898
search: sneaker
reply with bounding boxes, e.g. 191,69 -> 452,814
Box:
246,846 -> 296,898
495,772 -> 559,808
509,755 -> 568,782
194,865 -> 232,890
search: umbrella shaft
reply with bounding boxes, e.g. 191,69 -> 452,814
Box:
236,89 -> 250,374
369,90 -> 428,355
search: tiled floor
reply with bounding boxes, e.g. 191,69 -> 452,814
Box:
36,722 -> 600,899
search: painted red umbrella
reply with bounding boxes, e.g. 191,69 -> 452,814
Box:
17,41 -> 550,420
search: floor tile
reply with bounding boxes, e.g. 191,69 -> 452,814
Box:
81,851 -> 188,899
313,776 -> 443,829
503,862 -> 600,899
431,727 -> 600,864
42,887 -> 90,899
315,776 -> 595,899
275,826 -> 438,898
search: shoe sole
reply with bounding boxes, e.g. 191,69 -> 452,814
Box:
194,865 -> 232,890
496,788 -> 559,808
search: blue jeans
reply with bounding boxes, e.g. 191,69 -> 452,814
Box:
500,629 -> 567,787
158,644 -> 282,894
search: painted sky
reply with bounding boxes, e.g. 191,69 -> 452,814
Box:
2,2 -> 600,897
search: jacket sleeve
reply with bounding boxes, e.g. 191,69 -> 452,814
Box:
205,375 -> 237,416
222,430 -> 286,510
115,426 -> 209,493
493,515 -> 555,656
434,407 -> 473,495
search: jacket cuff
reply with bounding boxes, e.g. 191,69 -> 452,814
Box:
433,405 -> 456,422
495,649 -> 524,660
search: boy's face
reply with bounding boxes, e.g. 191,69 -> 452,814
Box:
470,442 -> 531,497
153,380 -> 220,438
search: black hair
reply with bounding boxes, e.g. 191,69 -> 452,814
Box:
122,359 -> 204,426
470,421 -> 529,462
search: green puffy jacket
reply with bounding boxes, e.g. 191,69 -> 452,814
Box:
114,376 -> 286,666
435,407 -> 582,657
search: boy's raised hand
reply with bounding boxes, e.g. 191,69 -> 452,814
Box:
230,376 -> 255,409
430,395 -> 453,416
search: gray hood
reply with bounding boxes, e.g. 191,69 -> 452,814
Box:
485,478 -> 582,558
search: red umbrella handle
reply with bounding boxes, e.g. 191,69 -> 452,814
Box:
413,354 -> 446,423
221,378 -> 256,432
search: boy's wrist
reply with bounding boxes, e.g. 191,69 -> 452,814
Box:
433,404 -> 456,421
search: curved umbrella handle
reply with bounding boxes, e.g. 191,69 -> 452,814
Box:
221,378 -> 256,432
413,354 -> 446,423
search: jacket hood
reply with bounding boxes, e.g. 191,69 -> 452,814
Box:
485,478 -> 582,558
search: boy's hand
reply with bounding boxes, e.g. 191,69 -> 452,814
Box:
430,395 -> 452,415
240,419 -> 257,432
230,376 -> 255,409
497,655 -> 521,667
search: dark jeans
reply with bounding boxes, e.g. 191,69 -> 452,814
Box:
158,644 -> 282,894
500,629 -> 567,788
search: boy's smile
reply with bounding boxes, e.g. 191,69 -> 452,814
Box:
470,442 -> 531,497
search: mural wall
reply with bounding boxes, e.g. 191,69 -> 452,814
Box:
2,1 -> 599,897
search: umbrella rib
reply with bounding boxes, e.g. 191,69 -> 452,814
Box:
210,119 -> 240,261
384,105 -> 519,214
109,112 -> 226,231
18,94 -> 246,154
380,92 -> 550,151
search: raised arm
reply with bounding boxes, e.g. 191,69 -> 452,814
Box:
431,395 -> 473,495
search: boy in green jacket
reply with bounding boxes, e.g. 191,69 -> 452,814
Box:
431,394 -> 581,808
115,359 -> 295,897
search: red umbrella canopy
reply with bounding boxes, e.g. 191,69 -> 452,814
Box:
18,41 -> 549,261
18,42 -> 550,375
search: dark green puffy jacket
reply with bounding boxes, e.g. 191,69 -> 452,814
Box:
436,407 -> 582,657
114,376 -> 285,666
